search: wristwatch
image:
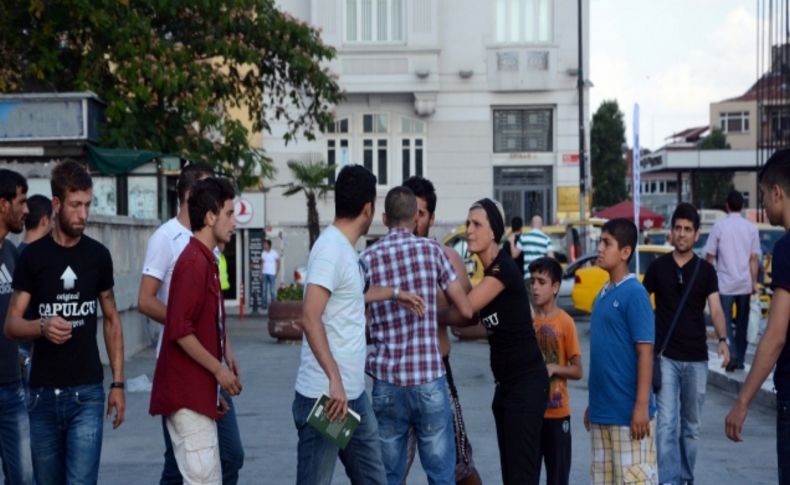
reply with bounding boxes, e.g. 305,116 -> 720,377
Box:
391,287 -> 401,301
109,381 -> 125,390
718,337 -> 727,344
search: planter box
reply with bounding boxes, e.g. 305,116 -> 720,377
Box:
267,301 -> 304,341
450,323 -> 488,341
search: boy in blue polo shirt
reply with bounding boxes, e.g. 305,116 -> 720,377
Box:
584,218 -> 657,484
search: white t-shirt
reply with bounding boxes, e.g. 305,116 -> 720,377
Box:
141,217 -> 192,354
261,249 -> 279,276
294,225 -> 367,400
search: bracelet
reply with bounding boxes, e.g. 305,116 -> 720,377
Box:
391,287 -> 400,301
39,317 -> 45,337
718,337 -> 727,344
109,381 -> 125,390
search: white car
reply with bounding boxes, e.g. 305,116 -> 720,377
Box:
558,255 -> 597,299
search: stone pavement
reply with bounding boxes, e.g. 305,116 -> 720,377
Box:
97,314 -> 779,484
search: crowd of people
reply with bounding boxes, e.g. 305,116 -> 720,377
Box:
0,148 -> 788,485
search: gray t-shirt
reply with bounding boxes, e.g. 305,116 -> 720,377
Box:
0,241 -> 20,384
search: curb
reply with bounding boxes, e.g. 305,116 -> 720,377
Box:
706,352 -> 776,410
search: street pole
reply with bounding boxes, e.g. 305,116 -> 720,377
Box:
577,0 -> 587,253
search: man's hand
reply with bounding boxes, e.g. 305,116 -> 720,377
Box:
217,395 -> 230,420
584,407 -> 591,432
107,388 -> 125,429
326,376 -> 348,422
396,290 -> 425,317
546,363 -> 560,378
718,341 -> 731,368
630,405 -> 650,440
214,365 -> 241,396
42,316 -> 72,345
753,282 -> 760,295
226,349 -> 241,378
725,401 -> 748,442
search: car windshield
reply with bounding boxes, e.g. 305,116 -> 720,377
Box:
760,229 -> 785,255
649,233 -> 668,245
628,250 -> 665,273
692,233 -> 709,256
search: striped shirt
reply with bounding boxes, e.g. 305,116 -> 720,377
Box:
361,227 -> 456,386
517,229 -> 553,277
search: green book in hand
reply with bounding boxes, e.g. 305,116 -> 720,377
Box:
306,393 -> 361,450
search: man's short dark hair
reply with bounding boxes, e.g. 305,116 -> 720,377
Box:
528,256 -> 562,284
24,195 -> 52,231
726,190 -> 744,212
602,218 -> 638,262
188,177 -> 235,232
51,160 -> 91,201
264,239 -> 272,247
178,162 -> 215,204
402,176 -> 437,214
511,216 -> 523,233
384,186 -> 417,226
671,202 -> 700,231
0,169 -> 27,203
760,148 -> 790,194
335,165 -> 376,219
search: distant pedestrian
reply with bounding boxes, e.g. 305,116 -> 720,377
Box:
292,165 -> 424,485
261,239 -> 280,308
725,149 -> 790,484
528,257 -> 582,485
444,198 -> 549,485
643,203 -> 730,485
0,169 -> 33,485
518,215 -> 554,279
18,194 -> 51,252
703,190 -> 760,372
361,186 -> 474,484
584,218 -> 657,485
150,177 -> 241,485
505,216 -> 525,277
6,160 -> 126,484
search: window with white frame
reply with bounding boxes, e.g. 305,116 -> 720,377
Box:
327,118 -> 351,184
401,117 -> 426,180
493,108 -> 553,153
363,114 -> 390,185
345,0 -> 404,43
496,0 -> 552,43
719,111 -> 749,133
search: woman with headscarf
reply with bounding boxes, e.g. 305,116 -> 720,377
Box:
443,198 -> 549,485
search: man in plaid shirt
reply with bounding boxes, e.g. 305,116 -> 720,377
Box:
362,186 -> 474,485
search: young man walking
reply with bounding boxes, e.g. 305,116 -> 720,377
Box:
138,162 -> 244,484
725,149 -> 790,484
361,186 -> 474,484
292,165 -> 424,485
643,203 -> 730,485
150,177 -> 241,485
6,160 -> 125,484
260,239 -> 279,308
0,169 -> 33,484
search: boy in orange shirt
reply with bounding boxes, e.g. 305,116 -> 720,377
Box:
529,257 -> 583,485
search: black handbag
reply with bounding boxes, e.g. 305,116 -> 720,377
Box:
653,257 -> 701,393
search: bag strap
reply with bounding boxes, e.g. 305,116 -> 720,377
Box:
658,257 -> 702,355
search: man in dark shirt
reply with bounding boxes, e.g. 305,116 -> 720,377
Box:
725,149 -> 790,484
0,169 -> 32,484
6,160 -> 125,484
643,203 -> 730,485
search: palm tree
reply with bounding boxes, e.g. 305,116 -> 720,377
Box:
283,160 -> 335,249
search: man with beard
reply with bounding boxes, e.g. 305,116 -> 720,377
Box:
0,169 -> 33,484
6,160 -> 125,484
401,176 -> 482,485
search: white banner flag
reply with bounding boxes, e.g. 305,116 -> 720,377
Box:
633,103 -> 641,274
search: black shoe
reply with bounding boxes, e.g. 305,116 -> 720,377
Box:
725,361 -> 736,372
735,360 -> 745,370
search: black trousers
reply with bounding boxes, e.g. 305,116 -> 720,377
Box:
492,368 -> 549,485
539,416 -> 572,485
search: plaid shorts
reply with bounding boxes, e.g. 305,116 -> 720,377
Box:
590,421 -> 657,485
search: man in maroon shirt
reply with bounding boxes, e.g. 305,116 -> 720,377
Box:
150,177 -> 240,484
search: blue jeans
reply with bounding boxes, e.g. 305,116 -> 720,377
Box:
0,381 -> 33,484
371,376 -> 455,485
656,357 -> 707,485
160,389 -> 244,485
292,391 -> 386,485
262,274 -> 276,307
720,294 -> 750,363
28,383 -> 104,485
778,400 -> 790,485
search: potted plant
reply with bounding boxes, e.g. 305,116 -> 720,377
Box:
267,284 -> 304,341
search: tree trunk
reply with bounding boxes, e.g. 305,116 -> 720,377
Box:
307,191 -> 320,249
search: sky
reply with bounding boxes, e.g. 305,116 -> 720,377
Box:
590,0 -> 759,150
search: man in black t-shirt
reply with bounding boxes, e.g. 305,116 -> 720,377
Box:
643,203 -> 730,485
5,160 -> 125,484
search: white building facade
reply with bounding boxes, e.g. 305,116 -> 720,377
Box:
265,0 -> 589,275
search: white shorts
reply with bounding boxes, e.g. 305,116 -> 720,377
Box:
166,408 -> 221,485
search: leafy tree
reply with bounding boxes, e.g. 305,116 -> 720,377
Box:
591,100 -> 628,208
0,0 -> 343,188
283,160 -> 335,249
694,128 -> 734,209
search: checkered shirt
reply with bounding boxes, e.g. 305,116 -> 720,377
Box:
361,227 -> 457,386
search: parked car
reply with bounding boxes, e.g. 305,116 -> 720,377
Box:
571,244 -> 672,314
558,254 -> 597,298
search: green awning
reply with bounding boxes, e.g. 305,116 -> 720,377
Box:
86,145 -> 164,175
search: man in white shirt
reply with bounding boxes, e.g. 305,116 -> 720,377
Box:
292,165 -> 424,484
137,163 -> 245,485
260,239 -> 279,308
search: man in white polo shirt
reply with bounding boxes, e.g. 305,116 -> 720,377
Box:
260,239 -> 279,309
